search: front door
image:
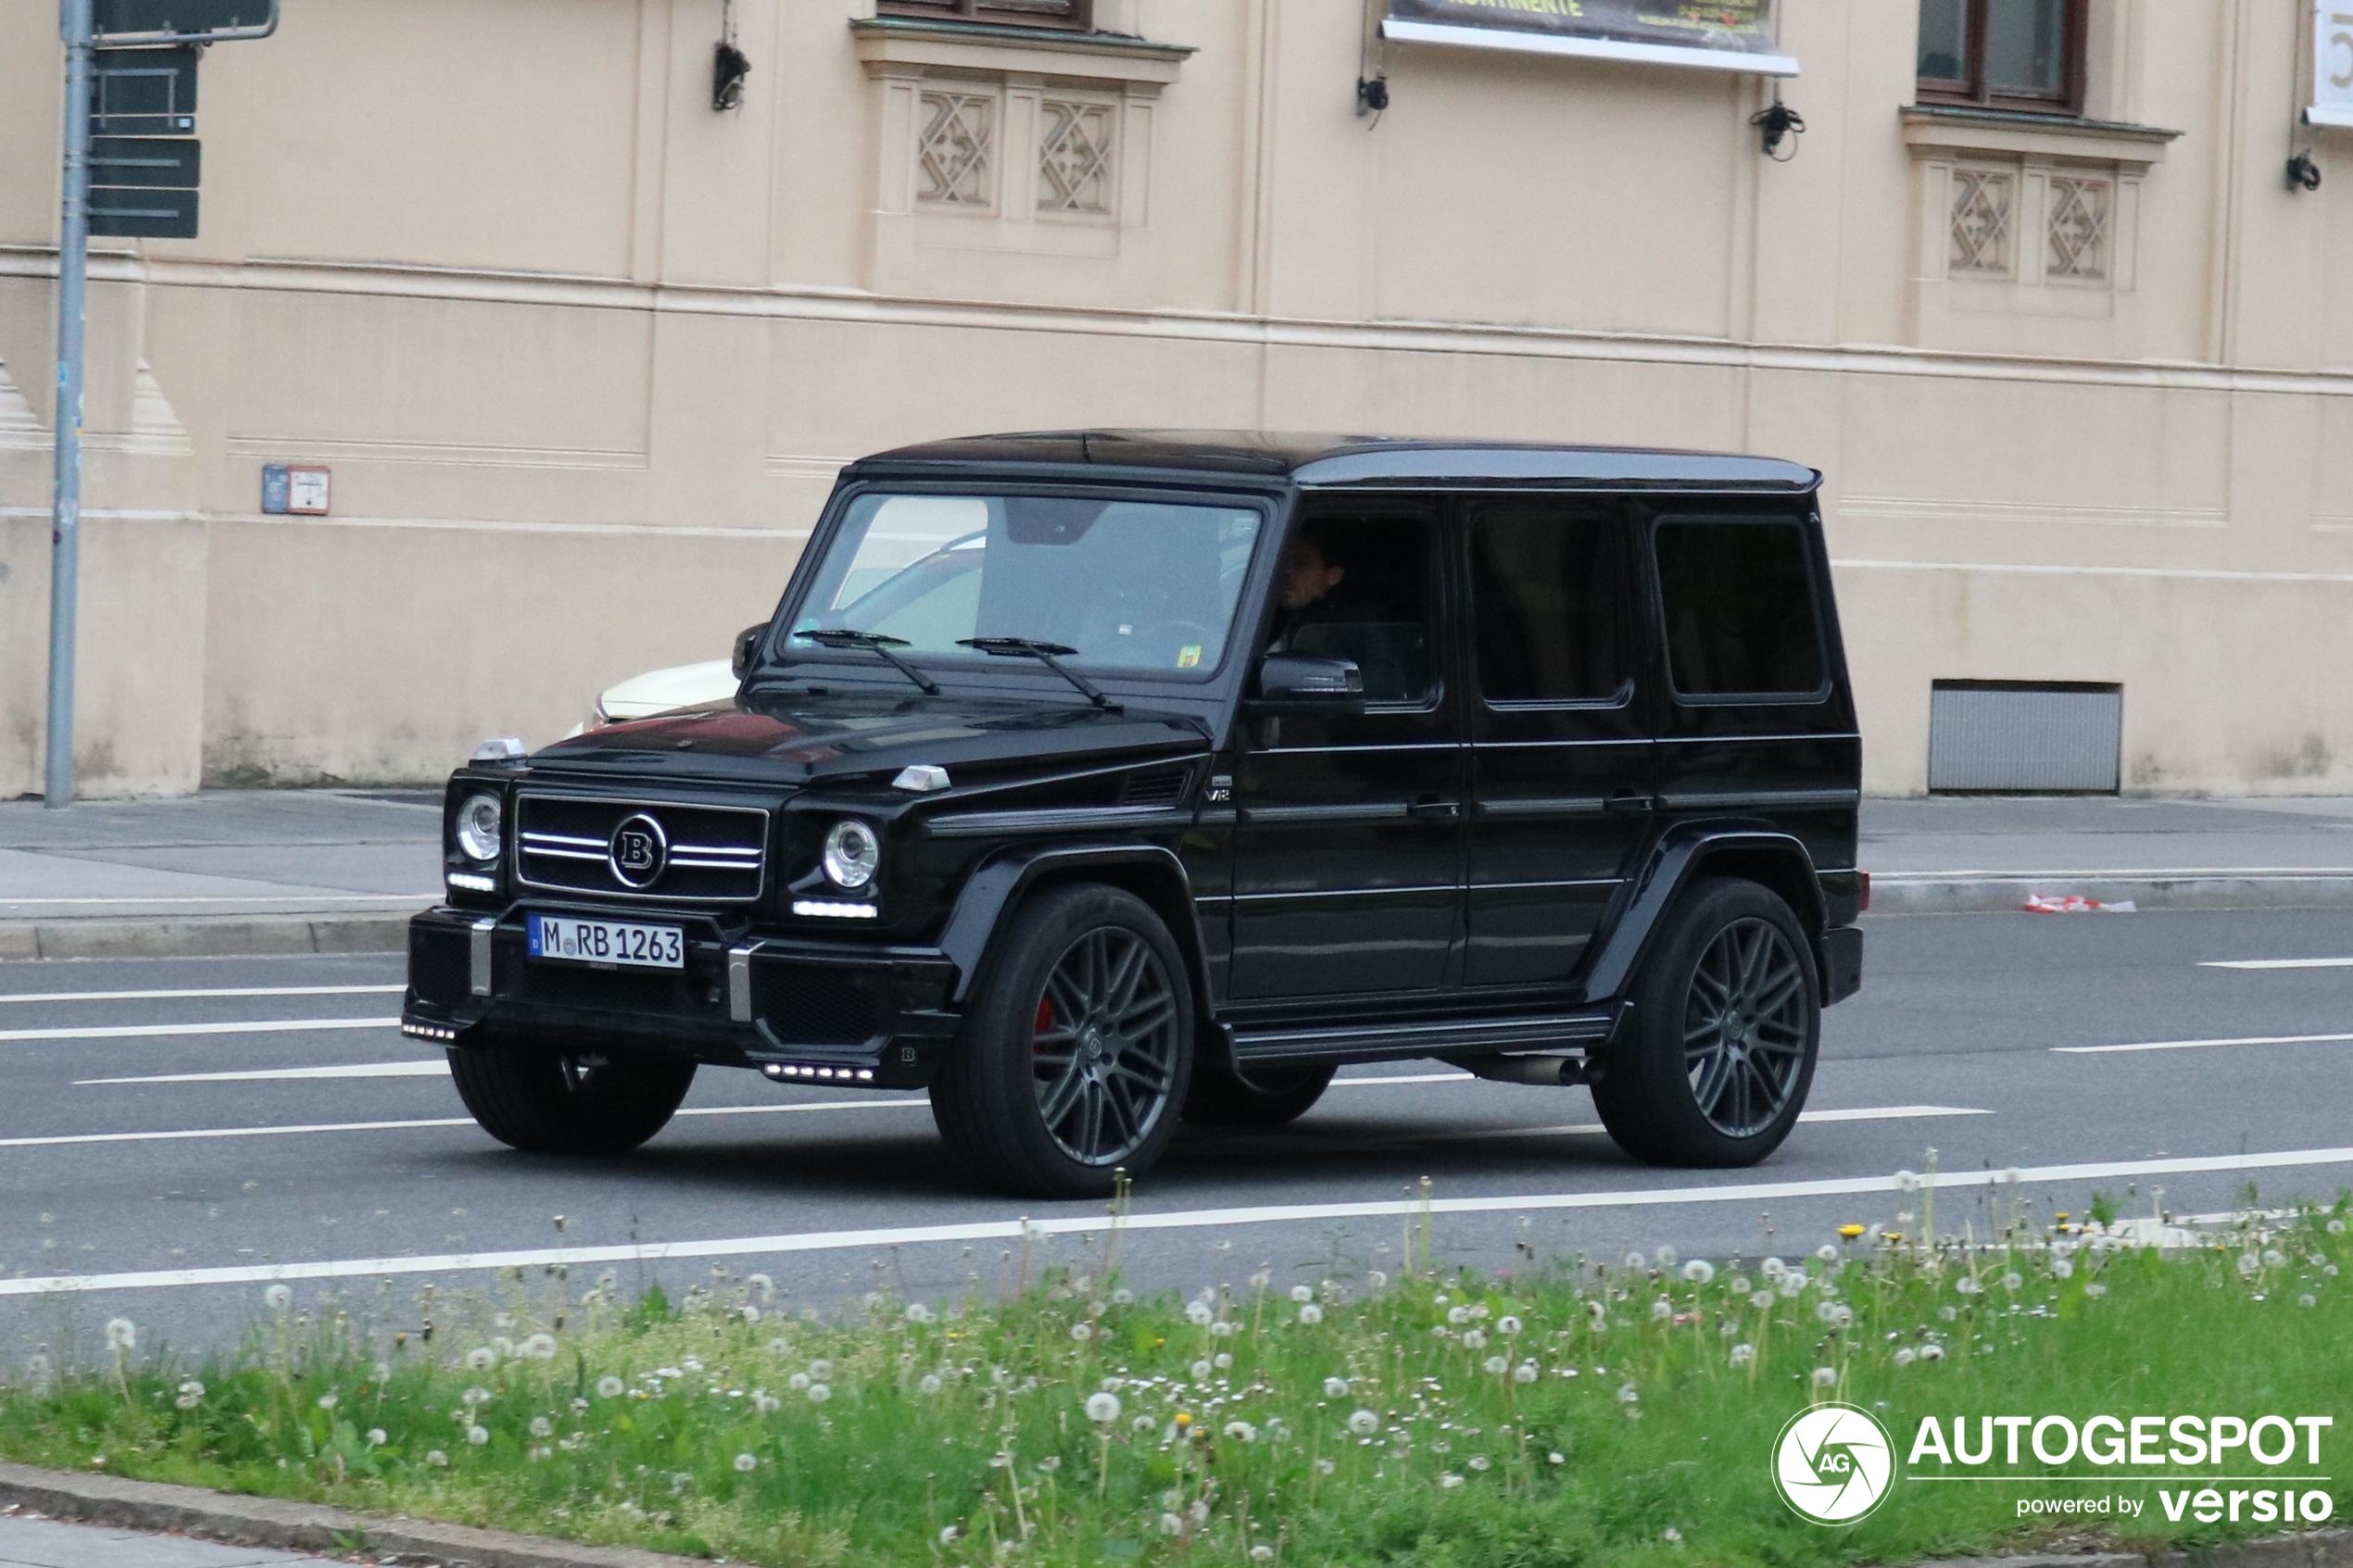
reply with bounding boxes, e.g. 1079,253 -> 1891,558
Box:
1461,498 -> 1655,989
1227,502 -> 1465,1001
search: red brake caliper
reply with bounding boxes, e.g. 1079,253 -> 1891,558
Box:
1034,996 -> 1054,1050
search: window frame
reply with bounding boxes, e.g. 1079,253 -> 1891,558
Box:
1645,511 -> 1834,709
876,0 -> 1096,32
1916,0 -> 2088,118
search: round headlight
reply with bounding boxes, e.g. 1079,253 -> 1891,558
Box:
822,818 -> 881,891
455,793 -> 503,862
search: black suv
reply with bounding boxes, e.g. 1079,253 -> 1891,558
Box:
405,433 -> 1864,1198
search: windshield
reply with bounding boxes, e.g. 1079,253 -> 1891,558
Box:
784,492 -> 1265,681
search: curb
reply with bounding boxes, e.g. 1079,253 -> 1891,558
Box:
0,912 -> 413,962
0,1464 -> 2341,1568
1869,875 -> 2353,915
0,1461 -> 710,1568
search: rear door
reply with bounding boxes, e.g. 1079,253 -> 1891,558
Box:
1461,496 -> 1655,989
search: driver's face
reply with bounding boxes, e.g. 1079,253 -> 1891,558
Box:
1278,540 -> 1346,611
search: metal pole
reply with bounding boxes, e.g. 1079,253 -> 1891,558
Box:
45,0 -> 94,809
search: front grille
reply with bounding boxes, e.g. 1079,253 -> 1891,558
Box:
756,965 -> 882,1046
515,795 -> 768,904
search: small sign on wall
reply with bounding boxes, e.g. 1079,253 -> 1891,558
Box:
260,463 -> 331,516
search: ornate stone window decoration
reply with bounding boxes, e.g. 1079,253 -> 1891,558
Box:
2045,174 -> 2108,280
1899,107 -> 2177,347
1949,169 -> 2014,275
917,90 -> 996,207
1038,98 -> 1114,214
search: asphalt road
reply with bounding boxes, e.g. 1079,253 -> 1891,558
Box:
1,908 -> 2348,1359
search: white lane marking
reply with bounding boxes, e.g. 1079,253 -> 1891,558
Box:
2199,958 -> 2353,970
0,1100 -> 920,1149
2055,1032 -> 2353,1055
77,1063 -> 1479,1088
1877,868 -> 2353,882
81,1061 -> 450,1085
1432,1105 -> 1990,1140
11,1144 -> 2353,1298
0,896 -> 432,907
0,985 -> 406,1005
0,1017 -> 398,1044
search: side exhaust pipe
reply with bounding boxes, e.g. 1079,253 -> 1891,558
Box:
1450,1053 -> 1596,1087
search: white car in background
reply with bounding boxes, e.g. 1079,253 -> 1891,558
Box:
566,656 -> 739,737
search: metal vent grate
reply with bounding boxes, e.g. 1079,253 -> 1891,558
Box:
1928,682 -> 2121,793
1121,764 -> 1192,808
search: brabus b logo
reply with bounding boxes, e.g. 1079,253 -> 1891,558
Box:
608,813 -> 668,888
1772,1402 -> 1896,1525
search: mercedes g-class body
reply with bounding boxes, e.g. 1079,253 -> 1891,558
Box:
405,433 -> 1866,1198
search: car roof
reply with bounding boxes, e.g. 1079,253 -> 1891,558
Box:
849,431 -> 1820,491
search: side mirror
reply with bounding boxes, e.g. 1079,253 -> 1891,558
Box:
732,623 -> 768,681
1249,652 -> 1365,715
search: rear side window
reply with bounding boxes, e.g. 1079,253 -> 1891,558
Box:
1652,516 -> 1826,699
1467,504 -> 1629,704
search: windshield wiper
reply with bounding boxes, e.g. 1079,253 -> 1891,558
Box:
792,628 -> 940,696
958,637 -> 1116,710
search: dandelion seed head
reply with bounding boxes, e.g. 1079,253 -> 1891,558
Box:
425,1449 -> 448,1467
1811,1367 -> 1837,1388
1729,1344 -> 1755,1366
1463,1327 -> 1488,1348
1483,1355 -> 1509,1375
1348,1409 -> 1380,1436
1087,1391 -> 1122,1422
1298,1303 -> 1323,1323
465,1348 -> 497,1372
1324,1375 -> 1351,1397
263,1285 -> 292,1312
807,1383 -> 831,1402
1681,1260 -> 1715,1284
466,1424 -> 490,1446
1441,1472 -> 1465,1488
1894,1348 -> 1917,1367
596,1375 -> 625,1399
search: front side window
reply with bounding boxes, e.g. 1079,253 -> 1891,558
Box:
1267,513 -> 1438,705
1653,517 -> 1827,701
1918,0 -> 2083,115
789,492 -> 1263,680
1467,504 -> 1629,705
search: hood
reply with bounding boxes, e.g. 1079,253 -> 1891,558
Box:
531,686 -> 1211,785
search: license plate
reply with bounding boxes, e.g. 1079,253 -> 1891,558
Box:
527,913 -> 685,970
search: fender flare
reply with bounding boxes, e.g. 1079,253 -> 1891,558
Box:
936,840 -> 1217,1029
1577,825 -> 1826,1006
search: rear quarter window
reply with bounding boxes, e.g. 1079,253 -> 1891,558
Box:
1651,515 -> 1827,701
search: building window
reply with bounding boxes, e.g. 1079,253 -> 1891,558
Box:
1038,99 -> 1114,213
1917,0 -> 2084,115
916,91 -> 995,206
879,0 -> 1094,30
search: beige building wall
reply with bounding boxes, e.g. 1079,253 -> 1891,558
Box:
1,0 -> 2348,797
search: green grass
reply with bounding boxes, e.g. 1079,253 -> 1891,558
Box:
1,1187 -> 2347,1568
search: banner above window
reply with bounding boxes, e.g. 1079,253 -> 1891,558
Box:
1380,0 -> 1797,78
2311,4 -> 2353,129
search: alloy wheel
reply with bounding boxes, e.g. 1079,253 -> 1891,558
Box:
1029,927 -> 1181,1165
1682,917 -> 1808,1137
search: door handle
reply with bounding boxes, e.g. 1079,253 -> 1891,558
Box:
1407,795 -> 1462,822
1604,791 -> 1661,814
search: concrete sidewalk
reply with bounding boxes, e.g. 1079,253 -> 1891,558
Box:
1861,795 -> 2353,912
4,789 -> 2353,960
0,791 -> 439,960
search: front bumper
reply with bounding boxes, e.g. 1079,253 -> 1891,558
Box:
401,905 -> 960,1088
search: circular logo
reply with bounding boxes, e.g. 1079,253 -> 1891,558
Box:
608,812 -> 669,889
1770,1402 -> 1895,1525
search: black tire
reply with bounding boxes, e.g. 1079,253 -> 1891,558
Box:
931,884 -> 1195,1198
1182,1061 -> 1337,1128
448,1040 -> 696,1156
1591,877 -> 1819,1168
